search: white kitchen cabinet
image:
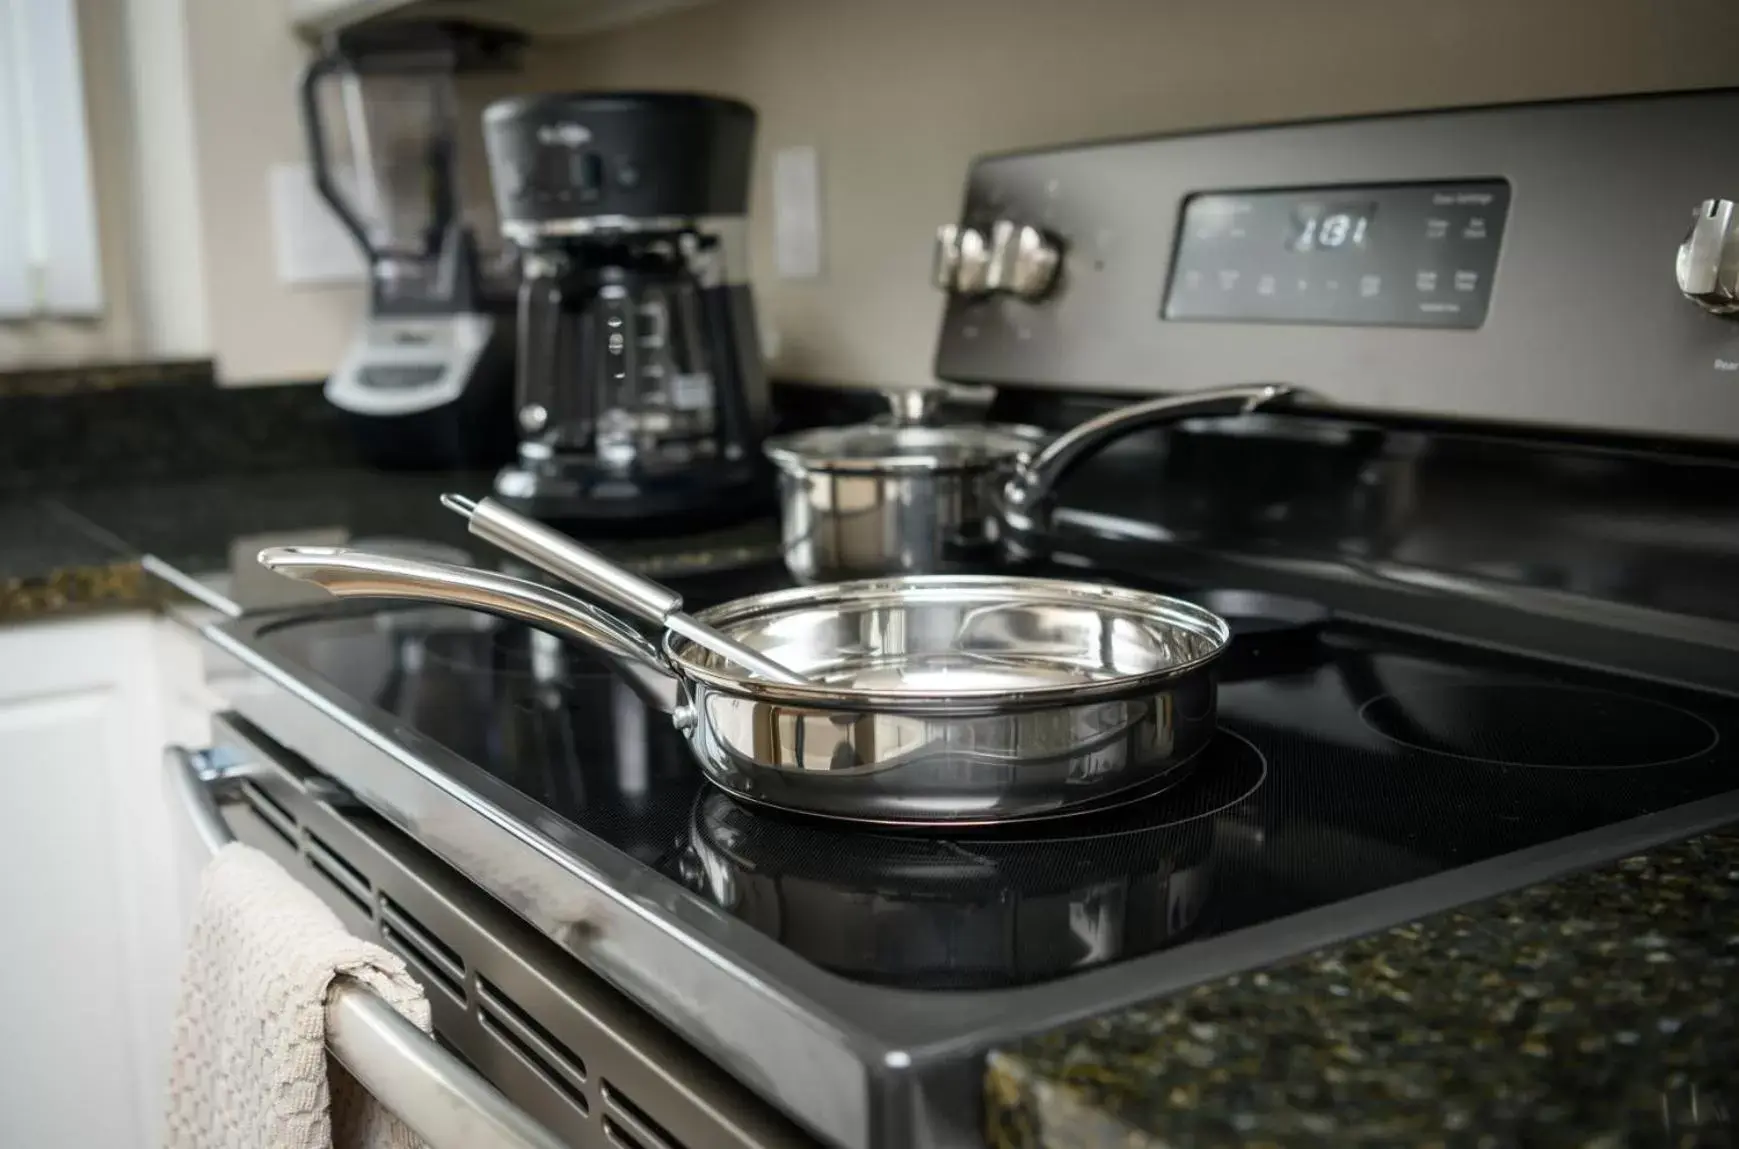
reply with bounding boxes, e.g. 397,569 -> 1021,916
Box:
0,613 -> 214,1149
289,0 -> 715,39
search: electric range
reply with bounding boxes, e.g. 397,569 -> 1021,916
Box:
204,546 -> 1739,1149
195,90 -> 1739,1149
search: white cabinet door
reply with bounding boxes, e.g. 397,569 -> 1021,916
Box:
0,613 -> 210,1149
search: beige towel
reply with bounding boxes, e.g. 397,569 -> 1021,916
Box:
163,842 -> 433,1149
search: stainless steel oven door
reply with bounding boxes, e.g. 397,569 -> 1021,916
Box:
165,741 -> 569,1149
165,715 -> 815,1149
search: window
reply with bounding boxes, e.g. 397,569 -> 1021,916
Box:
0,0 -> 102,319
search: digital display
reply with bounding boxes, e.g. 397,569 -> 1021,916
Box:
1163,180 -> 1510,329
1289,204 -> 1375,252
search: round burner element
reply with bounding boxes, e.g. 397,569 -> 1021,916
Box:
1359,682 -> 1720,769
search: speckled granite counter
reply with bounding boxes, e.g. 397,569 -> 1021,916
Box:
986,828 -> 1739,1149
0,469 -> 489,621
0,465 -> 785,621
0,496 -> 146,619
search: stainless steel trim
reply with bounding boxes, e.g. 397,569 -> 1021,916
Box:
143,554 -> 242,618
165,745 -> 573,1149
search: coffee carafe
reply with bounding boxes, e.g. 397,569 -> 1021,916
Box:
482,92 -> 771,528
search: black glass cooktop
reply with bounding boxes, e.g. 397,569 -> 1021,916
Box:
256,563 -> 1739,991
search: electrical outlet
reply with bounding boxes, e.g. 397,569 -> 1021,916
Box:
269,161 -> 368,286
772,145 -> 822,279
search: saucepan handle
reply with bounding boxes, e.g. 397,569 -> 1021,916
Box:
256,546 -> 682,712
1000,383 -> 1314,538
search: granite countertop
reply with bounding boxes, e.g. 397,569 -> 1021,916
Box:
986,828 -> 1739,1149
0,496 -> 147,618
0,468 -> 494,621
0,465 -> 785,621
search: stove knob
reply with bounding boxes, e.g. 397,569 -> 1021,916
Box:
932,224 -> 962,290
986,219 -> 1062,301
1676,198 -> 1739,314
952,225 -> 993,295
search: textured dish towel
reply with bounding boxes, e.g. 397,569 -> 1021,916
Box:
163,842 -> 433,1149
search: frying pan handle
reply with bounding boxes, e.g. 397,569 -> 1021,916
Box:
441,495 -> 682,623
256,546 -> 682,712
442,494 -> 808,685
999,383 -> 1315,544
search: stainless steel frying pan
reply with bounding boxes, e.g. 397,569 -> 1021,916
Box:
258,545 -> 1232,827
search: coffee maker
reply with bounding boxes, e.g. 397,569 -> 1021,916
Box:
481,91 -> 771,527
301,20 -> 523,469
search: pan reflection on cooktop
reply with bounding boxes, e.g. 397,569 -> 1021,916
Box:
672,733 -> 1266,988
256,569 -> 1739,992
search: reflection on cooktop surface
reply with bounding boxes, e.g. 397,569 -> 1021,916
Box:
674,733 -> 1266,987
256,568 -> 1739,991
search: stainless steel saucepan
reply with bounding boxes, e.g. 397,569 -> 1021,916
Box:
257,542 -> 1232,827
762,382 -> 1310,581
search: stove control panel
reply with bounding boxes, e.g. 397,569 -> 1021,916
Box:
934,91 -> 1739,444
1162,181 -> 1509,329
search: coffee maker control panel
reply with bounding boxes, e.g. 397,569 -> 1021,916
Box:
484,92 -> 756,234
933,90 -> 1739,444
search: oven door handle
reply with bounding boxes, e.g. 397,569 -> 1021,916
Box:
165,745 -> 572,1149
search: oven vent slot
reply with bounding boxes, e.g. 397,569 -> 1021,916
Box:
477,977 -> 588,1112
237,781 -> 296,849
602,1079 -> 684,1149
602,1117 -> 647,1149
381,898 -> 467,1003
305,831 -> 373,916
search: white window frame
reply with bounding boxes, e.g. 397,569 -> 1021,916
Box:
0,0 -> 104,319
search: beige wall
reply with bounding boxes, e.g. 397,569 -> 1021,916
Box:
536,0 -> 1739,391
12,0 -> 1739,384
181,0 -> 365,384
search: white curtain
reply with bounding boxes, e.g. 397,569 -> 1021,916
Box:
0,0 -> 103,319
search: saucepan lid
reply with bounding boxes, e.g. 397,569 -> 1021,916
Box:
763,421 -> 1049,475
